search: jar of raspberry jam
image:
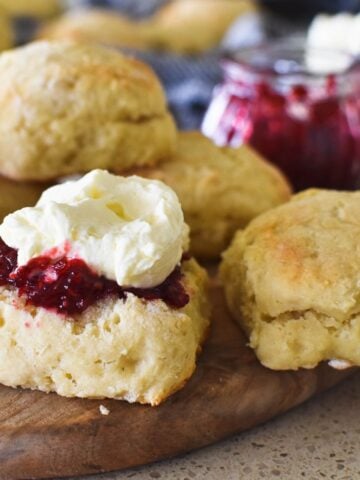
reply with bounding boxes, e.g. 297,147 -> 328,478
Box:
202,41 -> 360,191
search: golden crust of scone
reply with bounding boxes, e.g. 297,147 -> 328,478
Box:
0,175 -> 48,222
221,189 -> 360,370
0,41 -> 177,181
148,0 -> 256,54
0,10 -> 12,52
0,259 -> 210,406
133,132 -> 291,259
38,9 -> 154,50
0,0 -> 61,18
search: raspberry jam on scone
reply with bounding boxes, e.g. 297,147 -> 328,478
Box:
0,239 -> 189,314
0,170 -> 192,314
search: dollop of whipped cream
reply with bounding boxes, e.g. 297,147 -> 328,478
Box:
0,170 -> 189,288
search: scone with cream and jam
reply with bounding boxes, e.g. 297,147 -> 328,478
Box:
0,170 -> 210,405
221,189 -> 360,371
0,41 -> 176,181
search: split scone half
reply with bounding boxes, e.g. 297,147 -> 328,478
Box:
221,189 -> 360,371
0,170 -> 210,405
0,41 -> 176,182
134,132 -> 291,260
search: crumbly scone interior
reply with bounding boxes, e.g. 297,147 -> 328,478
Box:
0,259 -> 210,405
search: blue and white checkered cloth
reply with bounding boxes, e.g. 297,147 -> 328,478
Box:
122,49 -> 222,130
65,0 -> 169,18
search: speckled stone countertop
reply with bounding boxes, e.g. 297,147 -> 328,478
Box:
69,372 -> 360,480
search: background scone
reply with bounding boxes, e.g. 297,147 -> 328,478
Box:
0,176 -> 48,221
0,41 -> 176,181
38,9 -> 154,50
148,0 -> 256,54
0,0 -> 61,18
0,9 -> 12,52
134,132 -> 291,259
0,258 -> 209,406
39,1 -> 256,55
221,189 -> 360,370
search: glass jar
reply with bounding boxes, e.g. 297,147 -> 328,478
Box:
202,41 -> 360,191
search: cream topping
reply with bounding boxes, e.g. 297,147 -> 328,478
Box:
0,169 -> 189,288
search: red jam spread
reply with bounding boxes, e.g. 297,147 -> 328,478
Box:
203,54 -> 360,191
0,238 -> 190,315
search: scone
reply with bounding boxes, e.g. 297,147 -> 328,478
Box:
38,9 -> 154,50
133,132 -> 291,259
221,189 -> 360,370
0,9 -> 12,52
0,176 -> 48,222
149,0 -> 256,54
0,0 -> 61,18
0,41 -> 177,181
0,170 -> 210,405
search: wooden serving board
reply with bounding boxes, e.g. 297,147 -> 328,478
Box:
0,275 -> 354,480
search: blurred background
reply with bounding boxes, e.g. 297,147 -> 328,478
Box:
1,0 -> 358,130
0,0 -> 359,190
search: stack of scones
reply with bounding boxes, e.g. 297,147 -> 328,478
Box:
0,1 -> 355,406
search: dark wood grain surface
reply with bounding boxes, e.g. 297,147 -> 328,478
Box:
0,276 -> 354,480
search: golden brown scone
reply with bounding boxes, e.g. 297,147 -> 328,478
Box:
149,0 -> 256,54
0,176 -> 48,221
0,9 -> 13,52
0,258 -> 210,405
0,0 -> 61,18
133,132 -> 291,259
38,9 -> 154,50
0,41 -> 177,181
221,189 -> 360,371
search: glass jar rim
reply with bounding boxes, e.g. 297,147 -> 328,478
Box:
222,38 -> 360,81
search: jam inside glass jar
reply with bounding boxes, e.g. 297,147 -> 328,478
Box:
202,41 -> 360,191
